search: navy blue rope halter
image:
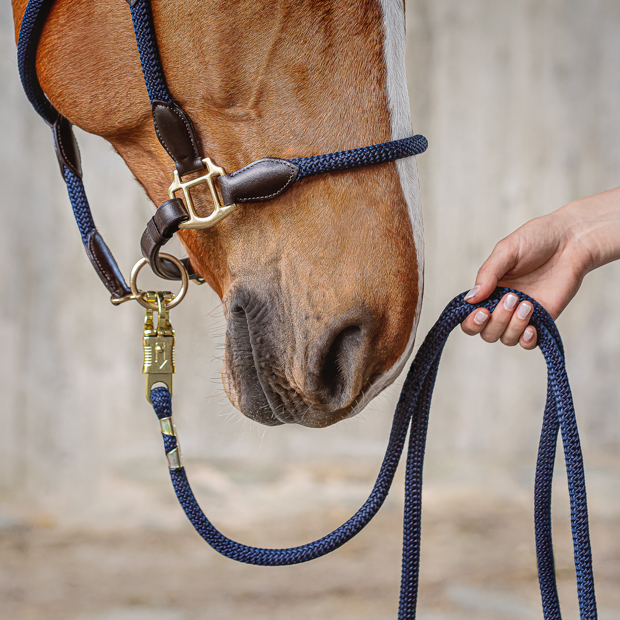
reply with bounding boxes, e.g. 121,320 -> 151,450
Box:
149,288 -> 598,619
17,0 -> 428,297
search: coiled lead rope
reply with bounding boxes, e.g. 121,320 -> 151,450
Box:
150,288 -> 598,619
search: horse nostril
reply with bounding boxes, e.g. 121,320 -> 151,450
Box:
318,325 -> 364,406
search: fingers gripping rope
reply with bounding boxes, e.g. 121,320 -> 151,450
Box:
150,288 -> 598,620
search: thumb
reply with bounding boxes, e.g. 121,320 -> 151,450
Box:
464,239 -> 518,303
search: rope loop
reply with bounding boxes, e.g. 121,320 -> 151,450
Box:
150,288 -> 598,619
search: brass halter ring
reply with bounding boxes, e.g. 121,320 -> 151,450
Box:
130,254 -> 189,310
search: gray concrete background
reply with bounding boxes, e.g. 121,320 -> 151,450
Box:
2,1 -> 620,618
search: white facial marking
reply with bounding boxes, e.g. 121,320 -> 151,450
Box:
350,0 -> 424,416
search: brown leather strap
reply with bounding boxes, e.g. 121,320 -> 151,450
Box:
218,158 -> 299,206
139,159 -> 301,281
141,198 -> 202,281
152,101 -> 205,177
85,230 -> 132,298
52,116 -> 82,178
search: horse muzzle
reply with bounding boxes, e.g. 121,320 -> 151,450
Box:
222,288 -> 382,427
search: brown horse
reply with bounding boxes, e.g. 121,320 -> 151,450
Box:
12,0 -> 424,428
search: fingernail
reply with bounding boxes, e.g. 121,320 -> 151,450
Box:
464,285 -> 481,300
523,327 -> 535,342
504,294 -> 518,311
517,303 -> 532,320
473,310 -> 489,325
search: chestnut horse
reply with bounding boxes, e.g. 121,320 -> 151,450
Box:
12,0 -> 423,428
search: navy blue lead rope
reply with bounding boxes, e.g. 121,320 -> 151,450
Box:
150,288 -> 597,620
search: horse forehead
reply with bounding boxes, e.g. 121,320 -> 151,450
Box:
26,0 -> 392,142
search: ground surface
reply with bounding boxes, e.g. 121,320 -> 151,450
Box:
1,458 -> 619,620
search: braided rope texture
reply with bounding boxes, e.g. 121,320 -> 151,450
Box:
129,0 -> 173,104
63,168 -> 96,244
290,135 -> 428,180
18,0 -> 97,247
151,288 -> 598,620
16,0 -> 58,124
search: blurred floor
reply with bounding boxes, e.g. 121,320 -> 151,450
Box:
1,457 -> 619,620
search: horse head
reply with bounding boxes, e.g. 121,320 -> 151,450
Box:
13,0 -> 423,427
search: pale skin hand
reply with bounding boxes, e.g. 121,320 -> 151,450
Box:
461,186 -> 620,349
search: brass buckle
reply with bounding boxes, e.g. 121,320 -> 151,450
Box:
168,157 -> 236,230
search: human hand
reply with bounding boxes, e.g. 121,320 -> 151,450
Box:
461,187 -> 620,348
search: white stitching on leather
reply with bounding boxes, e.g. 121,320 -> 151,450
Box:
152,102 -> 201,167
55,124 -> 81,176
87,233 -> 122,297
230,160 -> 298,201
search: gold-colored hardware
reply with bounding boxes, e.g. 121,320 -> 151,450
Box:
110,293 -> 146,306
143,292 -> 176,402
168,157 -> 236,229
130,254 -> 189,311
160,417 -> 182,468
166,447 -> 182,470
159,416 -> 176,437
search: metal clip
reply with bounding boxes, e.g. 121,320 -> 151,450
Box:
159,416 -> 176,436
143,292 -> 176,403
159,416 -> 183,469
166,447 -> 183,470
169,157 -> 236,229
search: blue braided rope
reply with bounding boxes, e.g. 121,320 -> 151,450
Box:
129,0 -> 173,104
290,135 -> 428,180
17,0 -> 99,247
151,383 -> 411,565
16,0 -> 58,124
150,288 -> 597,619
541,335 -> 597,618
535,388 -> 562,618
63,168 -> 96,244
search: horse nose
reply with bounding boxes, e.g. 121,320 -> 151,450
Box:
304,314 -> 372,410
223,289 -> 378,425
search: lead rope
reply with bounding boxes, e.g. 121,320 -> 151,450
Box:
148,287 -> 597,619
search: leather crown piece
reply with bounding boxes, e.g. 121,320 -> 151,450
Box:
141,158 -> 300,280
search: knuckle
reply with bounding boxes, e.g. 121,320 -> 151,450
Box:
498,235 -> 516,252
495,238 -> 508,251
500,335 -> 518,347
461,324 -> 475,336
480,332 -> 498,344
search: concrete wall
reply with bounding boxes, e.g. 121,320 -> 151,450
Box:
2,0 -> 620,526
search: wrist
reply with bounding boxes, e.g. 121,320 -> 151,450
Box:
558,187 -> 620,273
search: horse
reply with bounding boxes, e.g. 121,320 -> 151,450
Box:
12,0 -> 424,428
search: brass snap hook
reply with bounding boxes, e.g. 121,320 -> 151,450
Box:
129,253 -> 189,310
